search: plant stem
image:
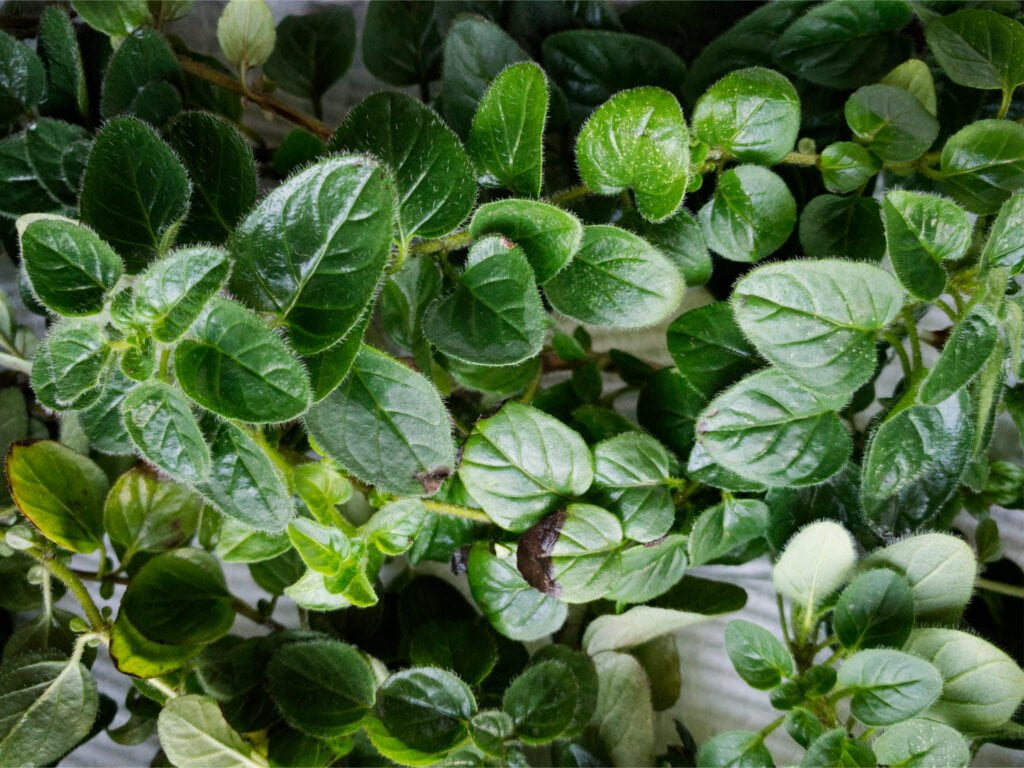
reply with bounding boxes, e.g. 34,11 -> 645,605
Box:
935,296 -> 959,321
409,230 -> 473,257
777,594 -> 793,648
781,150 -> 819,166
548,184 -> 592,206
998,87 -> 1014,119
28,549 -> 108,633
422,499 -> 492,524
976,577 -> 1024,599
178,56 -> 332,140
231,597 -> 286,631
147,676 -> 180,700
0,351 -> 32,375
758,715 -> 786,739
902,308 -> 923,371
882,331 -> 913,382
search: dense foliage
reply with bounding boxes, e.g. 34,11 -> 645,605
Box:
0,0 -> 1023,765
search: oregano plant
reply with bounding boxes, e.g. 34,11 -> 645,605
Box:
0,1 -> 1022,766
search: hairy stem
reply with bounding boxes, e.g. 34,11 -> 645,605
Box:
28,549 -> 108,633
178,56 -> 332,140
998,87 -> 1014,120
409,230 -> 473,257
0,351 -> 32,375
976,577 -> 1024,599
422,499 -> 492,524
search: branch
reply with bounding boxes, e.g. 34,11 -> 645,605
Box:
178,56 -> 332,141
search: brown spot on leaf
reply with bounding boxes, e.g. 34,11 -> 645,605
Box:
516,509 -> 566,598
415,466 -> 451,495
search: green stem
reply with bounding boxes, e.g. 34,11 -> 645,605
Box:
935,296 -> 959,322
780,150 -> 819,167
998,87 -> 1014,119
976,577 -> 1024,599
422,499 -> 492,524
777,594 -> 793,649
28,549 -> 107,633
759,715 -> 786,739
147,676 -> 180,700
882,331 -> 913,382
548,184 -> 592,206
0,351 -> 32,375
902,308 -> 923,371
409,230 -> 473,257
231,597 -> 286,631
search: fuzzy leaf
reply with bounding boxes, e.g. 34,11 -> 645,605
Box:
469,199 -> 582,283
699,165 -> 796,263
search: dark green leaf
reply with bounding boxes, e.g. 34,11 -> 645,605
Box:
688,498 -> 768,566
667,301 -> 758,398
926,9 -> 1024,93
267,639 -> 376,738
409,620 -> 497,686
819,142 -> 881,195
37,7 -> 88,118
100,28 -> 181,126
23,120 -> 91,206
423,236 -> 546,366
71,0 -> 150,37
696,730 -> 774,768
982,191 -> 1024,274
469,199 -> 582,283
104,467 -> 203,561
164,111 -> 258,245
304,310 -> 368,403
469,61 -> 548,198
692,67 -> 799,165
79,368 -> 135,455
133,245 -> 230,343
799,730 -> 875,768
576,87 -> 689,222
79,117 -> 191,269
229,155 -> 395,354
834,569 -> 915,651
264,7 -> 355,104
122,380 -> 211,483
362,0 -> 443,87
331,91 -> 475,241
0,30 -> 45,123
590,432 -> 673,543
773,0 -> 912,88
699,165 -> 796,263
799,194 -> 886,262
19,217 -> 123,317
844,84 -> 938,162
502,660 -> 578,745
724,619 -> 794,690
882,190 -> 970,300
544,225 -> 684,328
920,306 -> 998,404
306,345 -> 455,497
459,402 -> 592,531
377,668 -> 477,754
441,16 -> 528,138
0,134 -> 59,219
629,208 -> 711,286
838,649 -> 942,726
6,440 -> 108,553
939,119 -> 1024,214
175,297 -> 312,423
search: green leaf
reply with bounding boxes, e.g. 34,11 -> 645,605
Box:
629,208 -> 711,286
696,730 -> 774,768
724,619 -> 794,690
861,533 -> 976,624
377,668 -> 477,754
939,119 -> 1024,214
605,535 -> 688,604
330,92 -> 475,241
773,521 -> 857,614
0,133 -> 57,219
773,0 -> 912,89
920,306 -> 999,404
37,7 -> 88,118
692,67 -> 799,165
78,369 -> 135,455
799,730 -> 874,768
906,628 -> 1024,732
469,199 -> 582,283
6,440 -> 108,553
688,497 -> 769,566
696,369 -> 852,487
229,155 -> 395,354
459,402 -> 592,532
41,321 -> 112,408
264,7 -> 355,104
362,499 -> 428,556
23,120 -> 91,206
799,194 -> 886,262
636,369 -> 705,457
99,28 -> 181,126
441,16 -> 528,138
409,619 -> 497,687
731,259 -> 904,396
467,543 -> 568,642
502,660 -> 578,745
109,611 -> 201,679
590,432 -> 673,543
133,246 -> 231,343
123,549 -> 234,646
819,142 -> 882,195
0,30 -> 45,123
175,298 -> 311,423
926,9 -> 1024,94
517,504 -> 622,603
838,649 -> 943,726
217,0 -> 275,71
361,0 -> 442,87
982,192 -> 1024,274
423,236 -> 546,366
699,165 -> 796,263
470,710 -> 514,757
469,61 -> 548,198
306,345 -> 455,497
882,191 -> 971,300
80,117 -> 190,269
0,652 -> 99,767
267,639 -> 375,738
834,569 -> 915,651
882,59 -> 937,115
71,0 -> 150,37
158,694 -> 262,768
666,301 -> 758,398
861,391 -> 974,537
576,87 -> 689,222
104,467 -> 203,561
214,517 -> 289,564
544,225 -> 684,328
542,29 -> 686,127
304,310 -> 368,403
590,652 -> 656,767
844,84 -> 938,163
122,380 -> 211,483
19,218 -> 123,317
164,111 -> 258,245
872,719 -> 969,768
